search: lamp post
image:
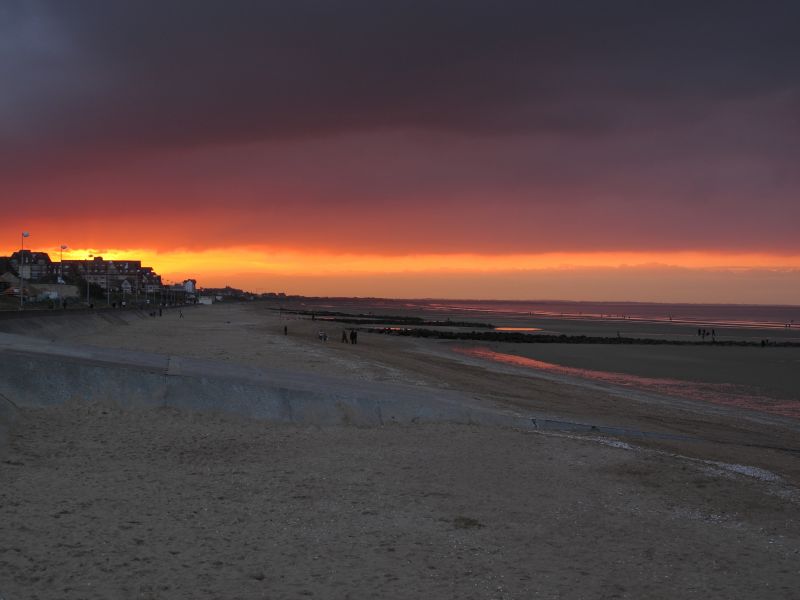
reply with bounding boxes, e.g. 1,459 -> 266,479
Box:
86,254 -> 94,304
106,261 -> 114,307
59,244 -> 68,282
19,231 -> 30,309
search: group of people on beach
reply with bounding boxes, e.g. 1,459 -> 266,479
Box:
312,329 -> 358,344
342,329 -> 358,344
282,322 -> 358,344
698,328 -> 716,341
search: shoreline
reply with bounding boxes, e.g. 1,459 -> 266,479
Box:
2,301 -> 797,480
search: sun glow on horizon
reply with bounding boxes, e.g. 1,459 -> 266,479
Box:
4,243 -> 800,302
11,245 -> 799,280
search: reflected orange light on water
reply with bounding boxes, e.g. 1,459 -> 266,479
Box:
454,347 -> 800,419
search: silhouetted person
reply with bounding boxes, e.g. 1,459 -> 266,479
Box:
284,325 -> 288,335
159,308 -> 162,317
342,330 -> 349,343
179,310 -> 184,318
350,330 -> 358,345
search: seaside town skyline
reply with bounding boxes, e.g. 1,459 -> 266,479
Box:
0,246 -> 265,306
2,2 -> 799,303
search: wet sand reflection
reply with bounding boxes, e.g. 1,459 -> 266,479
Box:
454,346 -> 800,420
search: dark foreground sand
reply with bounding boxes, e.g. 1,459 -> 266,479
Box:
2,403 -> 798,600
1,303 -> 799,598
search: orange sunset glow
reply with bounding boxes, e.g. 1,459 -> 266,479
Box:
3,240 -> 798,302
9,247 -> 800,277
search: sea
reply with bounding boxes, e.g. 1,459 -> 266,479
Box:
290,298 -> 800,329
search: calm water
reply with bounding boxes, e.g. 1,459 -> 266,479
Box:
406,300 -> 800,328
297,297 -> 800,328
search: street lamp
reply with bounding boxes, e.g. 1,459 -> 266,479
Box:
135,268 -> 140,304
19,231 -> 30,309
86,254 -> 94,304
59,244 -> 68,283
106,260 -> 114,307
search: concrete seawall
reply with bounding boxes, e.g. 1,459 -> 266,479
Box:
0,307 -> 187,339
0,309 -> 147,339
0,332 -> 528,429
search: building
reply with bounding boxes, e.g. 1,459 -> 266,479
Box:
5,250 -> 199,305
61,257 -> 155,296
0,273 -> 78,300
8,251 -> 53,281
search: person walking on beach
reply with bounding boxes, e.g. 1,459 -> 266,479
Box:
350,329 -> 358,345
179,310 -> 184,319
342,330 -> 349,343
284,325 -> 288,335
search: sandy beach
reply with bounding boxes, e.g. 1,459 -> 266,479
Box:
1,303 -> 799,599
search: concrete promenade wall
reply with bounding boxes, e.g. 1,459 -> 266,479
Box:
0,306 -> 194,339
0,333 -> 528,430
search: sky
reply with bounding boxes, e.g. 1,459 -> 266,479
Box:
1,1 -> 799,302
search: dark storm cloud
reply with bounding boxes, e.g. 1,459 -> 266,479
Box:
2,0 -> 798,169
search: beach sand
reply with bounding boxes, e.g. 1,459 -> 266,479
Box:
1,303 -> 799,598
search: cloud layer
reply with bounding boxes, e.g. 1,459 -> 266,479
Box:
2,1 -> 799,258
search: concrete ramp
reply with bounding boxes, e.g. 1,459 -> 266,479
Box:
0,332 -> 526,428
0,309 -> 150,339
